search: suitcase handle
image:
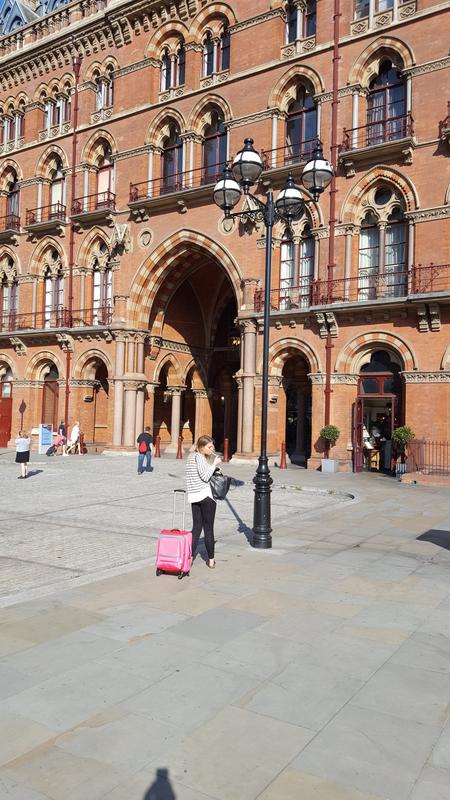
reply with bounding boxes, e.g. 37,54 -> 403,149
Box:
173,489 -> 187,530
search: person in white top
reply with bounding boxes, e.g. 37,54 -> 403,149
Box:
185,435 -> 221,569
15,430 -> 31,479
64,421 -> 81,455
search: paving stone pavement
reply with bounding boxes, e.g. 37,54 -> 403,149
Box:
0,450 -> 450,799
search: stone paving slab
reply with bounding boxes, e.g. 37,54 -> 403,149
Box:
1,454 -> 450,798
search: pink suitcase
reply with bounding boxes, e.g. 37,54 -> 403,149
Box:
155,489 -> 192,580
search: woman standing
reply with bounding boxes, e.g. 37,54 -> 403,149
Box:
186,435 -> 221,569
15,430 -> 31,479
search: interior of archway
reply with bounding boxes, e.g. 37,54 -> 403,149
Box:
282,354 -> 311,465
150,257 -> 239,452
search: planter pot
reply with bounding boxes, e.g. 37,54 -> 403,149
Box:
321,458 -> 339,473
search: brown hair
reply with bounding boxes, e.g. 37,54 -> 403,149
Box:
145,426 -> 151,432
195,434 -> 214,452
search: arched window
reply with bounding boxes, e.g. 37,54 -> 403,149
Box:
160,49 -> 172,92
96,144 -> 114,205
5,106 -> 14,142
62,83 -> 72,123
51,88 -> 60,127
286,1 -> 316,43
286,86 -> 317,163
43,251 -> 64,328
50,158 -> 64,212
280,232 -> 295,309
94,71 -> 103,111
219,26 -> 230,71
358,204 -> 407,300
203,32 -> 214,77
176,44 -> 186,86
279,225 -> 315,309
0,258 -> 18,327
16,101 -> 25,139
161,124 -> 183,193
92,243 -> 112,324
104,66 -> 114,107
6,172 -> 20,220
355,0 -> 393,19
202,111 -> 227,183
366,60 -> 406,146
0,367 -> 12,397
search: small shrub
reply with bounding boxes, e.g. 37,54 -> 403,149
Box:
320,424 -> 340,446
392,426 -> 415,453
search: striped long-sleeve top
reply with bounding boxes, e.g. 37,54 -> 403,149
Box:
185,452 -> 215,503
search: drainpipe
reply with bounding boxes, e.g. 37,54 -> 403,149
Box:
64,53 -> 82,436
324,0 -> 340,454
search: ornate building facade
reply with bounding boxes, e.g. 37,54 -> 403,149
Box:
0,0 -> 449,470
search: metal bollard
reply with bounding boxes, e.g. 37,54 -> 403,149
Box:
155,435 -> 161,458
280,440 -> 287,469
223,437 -> 229,463
176,435 -> 183,459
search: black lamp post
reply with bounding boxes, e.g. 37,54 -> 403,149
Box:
213,139 -> 333,549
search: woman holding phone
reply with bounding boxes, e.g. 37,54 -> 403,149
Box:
185,434 -> 221,568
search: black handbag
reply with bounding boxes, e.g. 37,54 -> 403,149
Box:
210,471 -> 232,500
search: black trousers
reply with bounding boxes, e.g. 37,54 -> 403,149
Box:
191,496 -> 217,560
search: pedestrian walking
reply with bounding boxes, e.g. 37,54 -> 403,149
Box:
136,426 -> 154,474
185,434 -> 221,569
15,430 -> 31,479
64,421 -> 80,456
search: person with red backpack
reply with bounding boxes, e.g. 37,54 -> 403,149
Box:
136,426 -> 153,474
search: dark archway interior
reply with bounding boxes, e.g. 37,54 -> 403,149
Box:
282,354 -> 311,464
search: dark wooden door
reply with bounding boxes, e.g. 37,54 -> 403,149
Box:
0,383 -> 12,446
42,380 -> 59,429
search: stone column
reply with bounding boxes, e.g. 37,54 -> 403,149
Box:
123,380 -> 139,447
126,336 -> 136,374
351,91 -> 359,148
144,382 -> 158,431
344,227 -> 354,299
112,334 -> 126,446
79,269 -> 86,312
193,388 -> 212,442
135,333 -> 146,374
240,319 -> 257,454
168,387 -> 184,451
235,376 -> 243,453
134,385 -> 146,441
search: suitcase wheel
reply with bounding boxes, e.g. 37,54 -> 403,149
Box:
178,572 -> 184,580
156,568 -> 162,576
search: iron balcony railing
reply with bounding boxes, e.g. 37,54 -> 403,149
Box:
260,139 -> 317,170
25,202 -> 66,225
0,213 -> 20,232
341,112 -> 414,151
407,440 -> 450,476
129,161 -> 227,202
254,263 -> 450,311
71,190 -> 116,214
0,305 -> 112,333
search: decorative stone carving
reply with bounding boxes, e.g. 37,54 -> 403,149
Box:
325,312 -> 338,337
55,333 -> 73,352
428,303 -> 441,332
315,312 -> 328,339
9,337 -> 26,355
407,206 -> 450,223
331,374 -> 359,385
110,223 -> 132,254
401,372 -> 450,383
139,229 -> 153,248
416,304 -> 428,332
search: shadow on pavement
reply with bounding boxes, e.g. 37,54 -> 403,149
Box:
143,767 -> 176,799
417,529 -> 450,550
224,495 -> 253,544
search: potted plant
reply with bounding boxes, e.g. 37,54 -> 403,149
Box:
320,424 -> 341,472
392,426 -> 415,475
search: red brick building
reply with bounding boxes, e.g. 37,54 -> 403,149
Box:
0,0 -> 449,471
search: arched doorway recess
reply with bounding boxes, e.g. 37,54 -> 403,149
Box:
148,249 -> 240,454
42,363 -> 59,429
282,354 -> 311,465
353,349 -> 403,473
0,363 -> 13,446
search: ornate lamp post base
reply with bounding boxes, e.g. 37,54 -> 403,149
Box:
252,455 -> 273,548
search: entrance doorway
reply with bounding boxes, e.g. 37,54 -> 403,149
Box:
0,376 -> 12,446
353,350 -> 402,473
42,365 -> 59,430
282,355 -> 311,465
